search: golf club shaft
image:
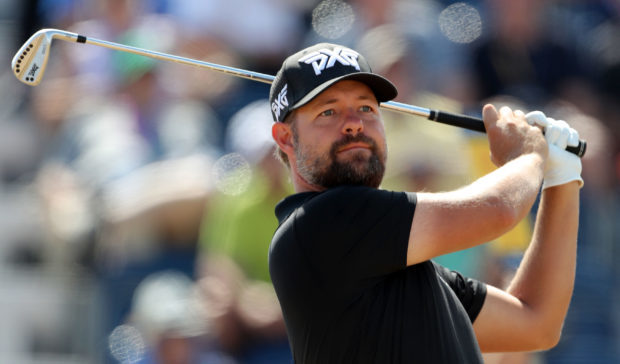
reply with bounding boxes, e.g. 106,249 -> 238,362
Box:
60,31 -> 276,84
18,29 -> 587,157
65,33 -> 464,121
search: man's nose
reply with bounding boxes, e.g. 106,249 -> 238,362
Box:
342,111 -> 364,136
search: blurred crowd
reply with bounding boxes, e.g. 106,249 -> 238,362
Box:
0,0 -> 619,363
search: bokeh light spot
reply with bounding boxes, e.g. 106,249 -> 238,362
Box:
438,2 -> 482,44
212,153 -> 252,196
312,0 -> 355,39
108,325 -> 146,364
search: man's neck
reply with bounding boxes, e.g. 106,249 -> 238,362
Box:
291,168 -> 326,193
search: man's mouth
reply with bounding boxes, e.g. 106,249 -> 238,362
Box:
337,143 -> 371,153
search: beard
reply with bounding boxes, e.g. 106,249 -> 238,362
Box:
295,133 -> 386,189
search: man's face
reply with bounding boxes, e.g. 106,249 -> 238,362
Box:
290,80 -> 387,189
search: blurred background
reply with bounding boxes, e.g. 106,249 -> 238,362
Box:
0,0 -> 619,363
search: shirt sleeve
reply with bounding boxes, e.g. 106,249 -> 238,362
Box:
295,186 -> 417,281
433,262 -> 487,322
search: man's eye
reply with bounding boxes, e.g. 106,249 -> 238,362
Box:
320,109 -> 335,117
360,105 -> 373,112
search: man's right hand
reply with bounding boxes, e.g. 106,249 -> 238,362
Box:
525,111 -> 584,189
482,104 -> 548,167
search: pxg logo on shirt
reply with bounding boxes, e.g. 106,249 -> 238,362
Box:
298,47 -> 361,76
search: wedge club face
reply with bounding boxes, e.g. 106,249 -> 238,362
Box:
11,29 -> 56,86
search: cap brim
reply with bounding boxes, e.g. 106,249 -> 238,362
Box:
291,72 -> 398,110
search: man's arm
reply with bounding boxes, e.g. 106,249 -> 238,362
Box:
473,113 -> 583,351
473,181 -> 579,351
406,105 -> 548,265
404,105 -> 582,351
407,154 -> 544,265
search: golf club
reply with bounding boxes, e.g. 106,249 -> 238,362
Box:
12,28 -> 586,157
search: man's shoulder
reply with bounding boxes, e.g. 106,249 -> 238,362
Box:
276,186 -> 406,220
275,186 -> 417,230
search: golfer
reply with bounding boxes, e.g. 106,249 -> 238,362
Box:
268,43 -> 582,363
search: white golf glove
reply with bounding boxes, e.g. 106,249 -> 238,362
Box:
525,111 -> 584,190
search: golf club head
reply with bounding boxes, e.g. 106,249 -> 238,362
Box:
11,29 -> 56,86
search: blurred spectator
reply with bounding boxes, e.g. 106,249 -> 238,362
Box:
583,1 -> 620,168
539,102 -> 620,363
97,156 -> 212,362
164,0 -> 310,135
199,100 -> 292,362
111,270 -> 211,364
35,25 -> 221,192
202,100 -> 290,282
304,0 -> 472,101
165,0 -> 307,64
55,0 -> 172,97
468,0 -> 597,112
197,254 -> 289,364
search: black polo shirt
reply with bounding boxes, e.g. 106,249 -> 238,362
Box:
269,186 -> 486,363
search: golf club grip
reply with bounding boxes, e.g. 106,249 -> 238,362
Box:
430,110 -> 586,157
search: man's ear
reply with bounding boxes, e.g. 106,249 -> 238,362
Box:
272,122 -> 295,155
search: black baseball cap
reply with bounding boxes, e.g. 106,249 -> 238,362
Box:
269,43 -> 398,122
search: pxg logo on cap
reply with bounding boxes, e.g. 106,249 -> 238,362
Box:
298,46 -> 361,76
269,43 -> 398,122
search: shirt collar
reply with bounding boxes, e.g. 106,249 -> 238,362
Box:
274,191 -> 318,223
